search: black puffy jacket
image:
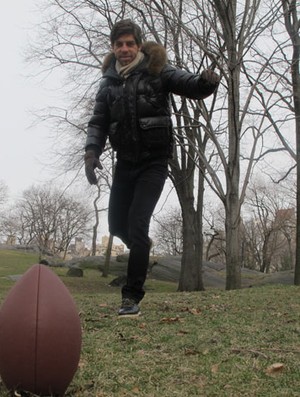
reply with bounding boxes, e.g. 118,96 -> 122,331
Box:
86,41 -> 217,162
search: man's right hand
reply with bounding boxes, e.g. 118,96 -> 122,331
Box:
84,150 -> 103,185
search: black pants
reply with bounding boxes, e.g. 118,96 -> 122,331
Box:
108,157 -> 168,303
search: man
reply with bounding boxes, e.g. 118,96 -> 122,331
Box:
85,19 -> 219,316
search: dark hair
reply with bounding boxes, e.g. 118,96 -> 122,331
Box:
110,19 -> 143,45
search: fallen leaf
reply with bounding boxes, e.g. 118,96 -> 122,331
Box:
99,313 -> 110,318
181,307 -> 202,315
177,329 -> 189,335
118,332 -> 139,341
211,363 -> 219,374
184,348 -> 199,355
189,308 -> 202,315
160,316 -> 182,323
132,386 -> 140,394
265,363 -> 284,376
78,359 -> 87,369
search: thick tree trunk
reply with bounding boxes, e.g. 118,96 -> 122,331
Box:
178,204 -> 204,291
214,0 -> 242,290
170,152 -> 205,291
225,194 -> 241,289
225,65 -> 242,289
290,13 -> 300,284
281,0 -> 300,284
169,107 -> 206,291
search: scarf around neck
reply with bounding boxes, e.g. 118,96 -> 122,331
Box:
115,51 -> 145,78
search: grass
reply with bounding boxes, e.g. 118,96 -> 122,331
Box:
0,250 -> 300,396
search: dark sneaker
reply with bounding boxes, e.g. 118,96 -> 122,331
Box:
118,298 -> 140,317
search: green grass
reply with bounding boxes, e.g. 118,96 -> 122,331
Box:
0,250 -> 300,396
0,249 -> 39,275
0,250 -> 40,292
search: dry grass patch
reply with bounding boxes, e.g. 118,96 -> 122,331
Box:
63,285 -> 300,397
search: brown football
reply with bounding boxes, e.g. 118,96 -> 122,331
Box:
0,264 -> 82,396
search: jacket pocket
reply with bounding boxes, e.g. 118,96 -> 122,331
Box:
139,116 -> 172,148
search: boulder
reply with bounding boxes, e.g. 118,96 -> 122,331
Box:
66,267 -> 83,277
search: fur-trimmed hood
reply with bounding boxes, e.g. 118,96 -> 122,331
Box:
102,41 -> 168,76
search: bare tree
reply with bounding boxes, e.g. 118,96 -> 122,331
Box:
11,185 -> 92,259
0,181 -> 9,242
0,210 -> 23,245
244,0 -> 300,279
171,0 -> 291,288
0,180 -> 8,208
203,204 -> 226,263
243,180 -> 296,272
279,0 -> 300,283
153,207 -> 183,255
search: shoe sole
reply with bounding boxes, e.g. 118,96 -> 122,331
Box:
118,311 -> 141,318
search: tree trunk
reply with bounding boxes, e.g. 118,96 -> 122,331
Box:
287,6 -> 300,284
280,0 -> 300,284
213,0 -> 242,289
225,66 -> 242,289
170,139 -> 206,291
92,185 -> 101,256
225,195 -> 241,289
294,101 -> 300,284
102,233 -> 113,277
178,203 -> 204,291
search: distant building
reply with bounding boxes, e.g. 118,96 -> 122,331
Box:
68,237 -> 90,258
74,237 -> 85,254
6,235 -> 16,245
96,235 -> 125,257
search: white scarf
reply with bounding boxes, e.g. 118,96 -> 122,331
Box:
115,51 -> 145,78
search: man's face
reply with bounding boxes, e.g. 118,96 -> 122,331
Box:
112,34 -> 141,66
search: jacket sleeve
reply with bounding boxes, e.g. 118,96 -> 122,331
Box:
85,79 -> 110,155
161,64 -> 218,100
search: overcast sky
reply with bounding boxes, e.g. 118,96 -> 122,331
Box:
0,1 -> 60,200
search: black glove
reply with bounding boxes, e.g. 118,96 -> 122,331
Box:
84,150 -> 103,185
199,69 -> 220,97
200,69 -> 220,86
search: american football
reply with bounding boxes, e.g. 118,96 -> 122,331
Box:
0,264 -> 82,396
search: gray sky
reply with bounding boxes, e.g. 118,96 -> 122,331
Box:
0,1 -> 58,200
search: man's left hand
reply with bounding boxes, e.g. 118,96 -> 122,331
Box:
200,69 -> 220,86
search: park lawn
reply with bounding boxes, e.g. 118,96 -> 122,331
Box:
0,250 -> 300,396
0,249 -> 39,276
